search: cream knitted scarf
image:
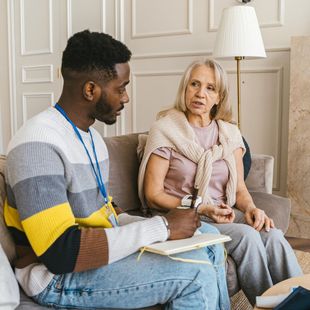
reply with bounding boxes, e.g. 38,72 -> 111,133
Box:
138,109 -> 244,213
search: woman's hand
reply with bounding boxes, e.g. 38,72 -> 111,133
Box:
233,148 -> 275,232
198,203 -> 235,223
244,207 -> 275,232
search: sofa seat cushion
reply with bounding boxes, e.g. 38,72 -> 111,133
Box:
18,291 -> 49,309
18,290 -> 162,309
226,256 -> 240,297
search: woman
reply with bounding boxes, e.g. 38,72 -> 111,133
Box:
138,59 -> 302,305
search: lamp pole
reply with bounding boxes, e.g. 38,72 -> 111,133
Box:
235,56 -> 244,129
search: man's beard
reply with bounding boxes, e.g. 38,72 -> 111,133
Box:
95,94 -> 117,125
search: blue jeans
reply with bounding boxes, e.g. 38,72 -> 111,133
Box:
33,223 -> 230,310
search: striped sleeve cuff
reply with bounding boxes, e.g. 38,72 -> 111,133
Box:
105,216 -> 168,264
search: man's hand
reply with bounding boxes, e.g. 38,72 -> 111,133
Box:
164,209 -> 201,240
244,207 -> 275,232
198,203 -> 235,223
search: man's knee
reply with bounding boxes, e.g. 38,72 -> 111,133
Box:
171,249 -> 218,282
199,223 -> 220,235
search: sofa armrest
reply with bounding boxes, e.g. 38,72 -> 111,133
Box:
250,191 -> 291,234
245,154 -> 274,194
0,155 -> 6,203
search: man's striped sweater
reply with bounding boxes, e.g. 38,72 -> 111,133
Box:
4,107 -> 167,296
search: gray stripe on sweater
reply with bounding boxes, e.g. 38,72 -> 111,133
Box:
9,175 -> 107,220
6,142 -> 109,192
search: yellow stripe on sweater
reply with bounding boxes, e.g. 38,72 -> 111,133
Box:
76,202 -> 115,228
4,199 -> 23,231
22,203 -> 76,256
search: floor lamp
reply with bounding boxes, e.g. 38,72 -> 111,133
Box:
213,5 -> 266,129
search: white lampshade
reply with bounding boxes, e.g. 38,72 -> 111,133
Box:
213,6 -> 266,59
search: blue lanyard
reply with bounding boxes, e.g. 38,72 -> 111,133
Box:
55,103 -> 108,204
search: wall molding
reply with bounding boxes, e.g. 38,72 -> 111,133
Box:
22,64 -> 53,83
226,67 -> 283,191
0,100 -> 3,152
66,0 -> 72,39
66,0 -> 106,39
119,0 -> 125,42
131,70 -> 184,132
101,0 -> 106,33
208,0 -> 285,32
20,0 -> 53,55
7,0 -> 17,136
132,47 -> 290,60
120,0 -> 125,135
208,0 -> 216,33
131,0 -> 193,39
114,0 -> 119,39
113,0 -> 126,135
0,108 -> 3,152
22,92 -> 54,125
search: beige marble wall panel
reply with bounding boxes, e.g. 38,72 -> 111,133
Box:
287,36 -> 310,238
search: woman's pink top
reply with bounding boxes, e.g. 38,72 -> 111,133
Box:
153,120 -> 243,205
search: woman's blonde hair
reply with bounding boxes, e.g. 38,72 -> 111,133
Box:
158,59 -> 233,122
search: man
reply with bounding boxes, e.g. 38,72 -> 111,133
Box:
4,30 -> 229,309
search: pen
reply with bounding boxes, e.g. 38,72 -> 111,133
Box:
190,186 -> 199,208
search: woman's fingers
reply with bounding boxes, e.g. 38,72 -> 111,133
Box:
264,216 -> 275,232
213,205 -> 235,223
264,216 -> 271,232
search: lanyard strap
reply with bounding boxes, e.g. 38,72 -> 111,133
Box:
55,103 -> 108,203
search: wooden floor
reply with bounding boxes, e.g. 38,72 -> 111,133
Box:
286,236 -> 310,253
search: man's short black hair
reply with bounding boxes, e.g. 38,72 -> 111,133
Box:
61,30 -> 131,80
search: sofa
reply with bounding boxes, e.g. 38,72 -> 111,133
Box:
0,133 -> 291,309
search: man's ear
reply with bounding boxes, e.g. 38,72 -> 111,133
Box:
83,81 -> 96,101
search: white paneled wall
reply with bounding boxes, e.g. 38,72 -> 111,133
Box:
132,0 -> 192,38
209,0 -> 285,31
1,0 -> 310,196
6,0 -> 63,137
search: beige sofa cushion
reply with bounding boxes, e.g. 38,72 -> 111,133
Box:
251,191 -> 291,233
103,134 -> 142,213
246,154 -> 274,194
0,155 -> 16,263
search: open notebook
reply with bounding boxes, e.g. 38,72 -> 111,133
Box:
142,233 -> 231,256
